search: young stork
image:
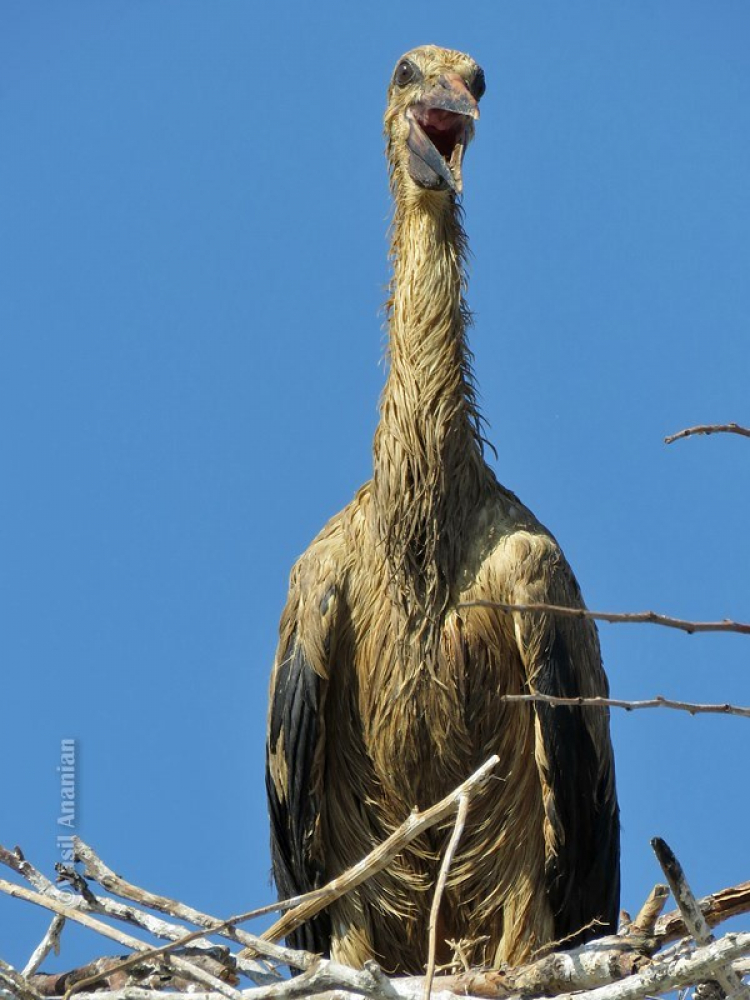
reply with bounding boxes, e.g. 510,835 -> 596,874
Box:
266,44 -> 620,974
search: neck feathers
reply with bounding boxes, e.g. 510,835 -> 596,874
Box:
372,192 -> 488,631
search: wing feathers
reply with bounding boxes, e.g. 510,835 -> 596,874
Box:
266,633 -> 331,957
508,535 -> 620,944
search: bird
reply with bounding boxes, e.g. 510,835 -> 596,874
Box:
266,44 -> 620,975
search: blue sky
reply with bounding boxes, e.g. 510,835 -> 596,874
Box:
1,1 -> 748,973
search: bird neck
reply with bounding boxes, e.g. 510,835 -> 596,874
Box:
372,193 -> 488,630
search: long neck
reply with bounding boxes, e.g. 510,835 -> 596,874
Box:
372,193 -> 488,629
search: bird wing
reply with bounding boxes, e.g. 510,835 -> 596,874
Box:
493,527 -> 620,943
266,542 -> 341,957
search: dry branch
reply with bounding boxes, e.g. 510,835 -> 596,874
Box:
652,838 -> 750,1000
500,692 -> 750,720
0,878 -> 241,1000
553,933 -> 750,1000
665,423 -> 750,444
22,914 -> 65,977
71,839 -> 281,981
656,880 -> 750,944
459,600 -> 750,635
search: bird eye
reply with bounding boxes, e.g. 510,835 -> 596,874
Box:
470,67 -> 486,100
394,59 -> 419,87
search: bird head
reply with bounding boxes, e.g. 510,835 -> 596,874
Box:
385,45 -> 484,198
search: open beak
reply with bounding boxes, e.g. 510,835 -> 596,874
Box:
405,73 -> 479,194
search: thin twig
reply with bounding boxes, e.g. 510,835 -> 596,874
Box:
665,423 -> 750,445
652,838 -> 750,1000
424,793 -> 469,1000
459,600 -> 750,636
22,914 -> 65,977
500,693 -> 750,720
259,755 -> 500,949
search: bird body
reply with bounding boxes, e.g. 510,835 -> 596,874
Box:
266,45 -> 619,974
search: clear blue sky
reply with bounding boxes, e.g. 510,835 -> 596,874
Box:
1,1 -> 748,972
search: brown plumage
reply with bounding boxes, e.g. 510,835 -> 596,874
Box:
266,44 -> 619,974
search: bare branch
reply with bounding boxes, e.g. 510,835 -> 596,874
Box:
72,839 -> 281,981
656,880 -> 750,944
28,951 -> 233,999
424,793 -> 470,1000
259,755 -> 500,950
0,845 -> 59,895
665,423 -> 750,445
61,902 -> 280,1000
0,879 -> 241,1000
22,914 -> 66,977
500,693 -> 750,720
551,933 -> 750,1000
652,838 -> 750,1000
459,600 -> 750,636
0,842 -> 276,989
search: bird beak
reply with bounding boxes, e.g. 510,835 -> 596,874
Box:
405,74 -> 479,194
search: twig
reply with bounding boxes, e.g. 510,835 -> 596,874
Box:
260,755 -> 500,948
652,838 -> 750,1000
0,879 -> 241,1000
22,914 -> 65,977
424,793 -> 469,1000
665,423 -> 750,445
459,600 -> 750,636
500,693 -> 750,720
